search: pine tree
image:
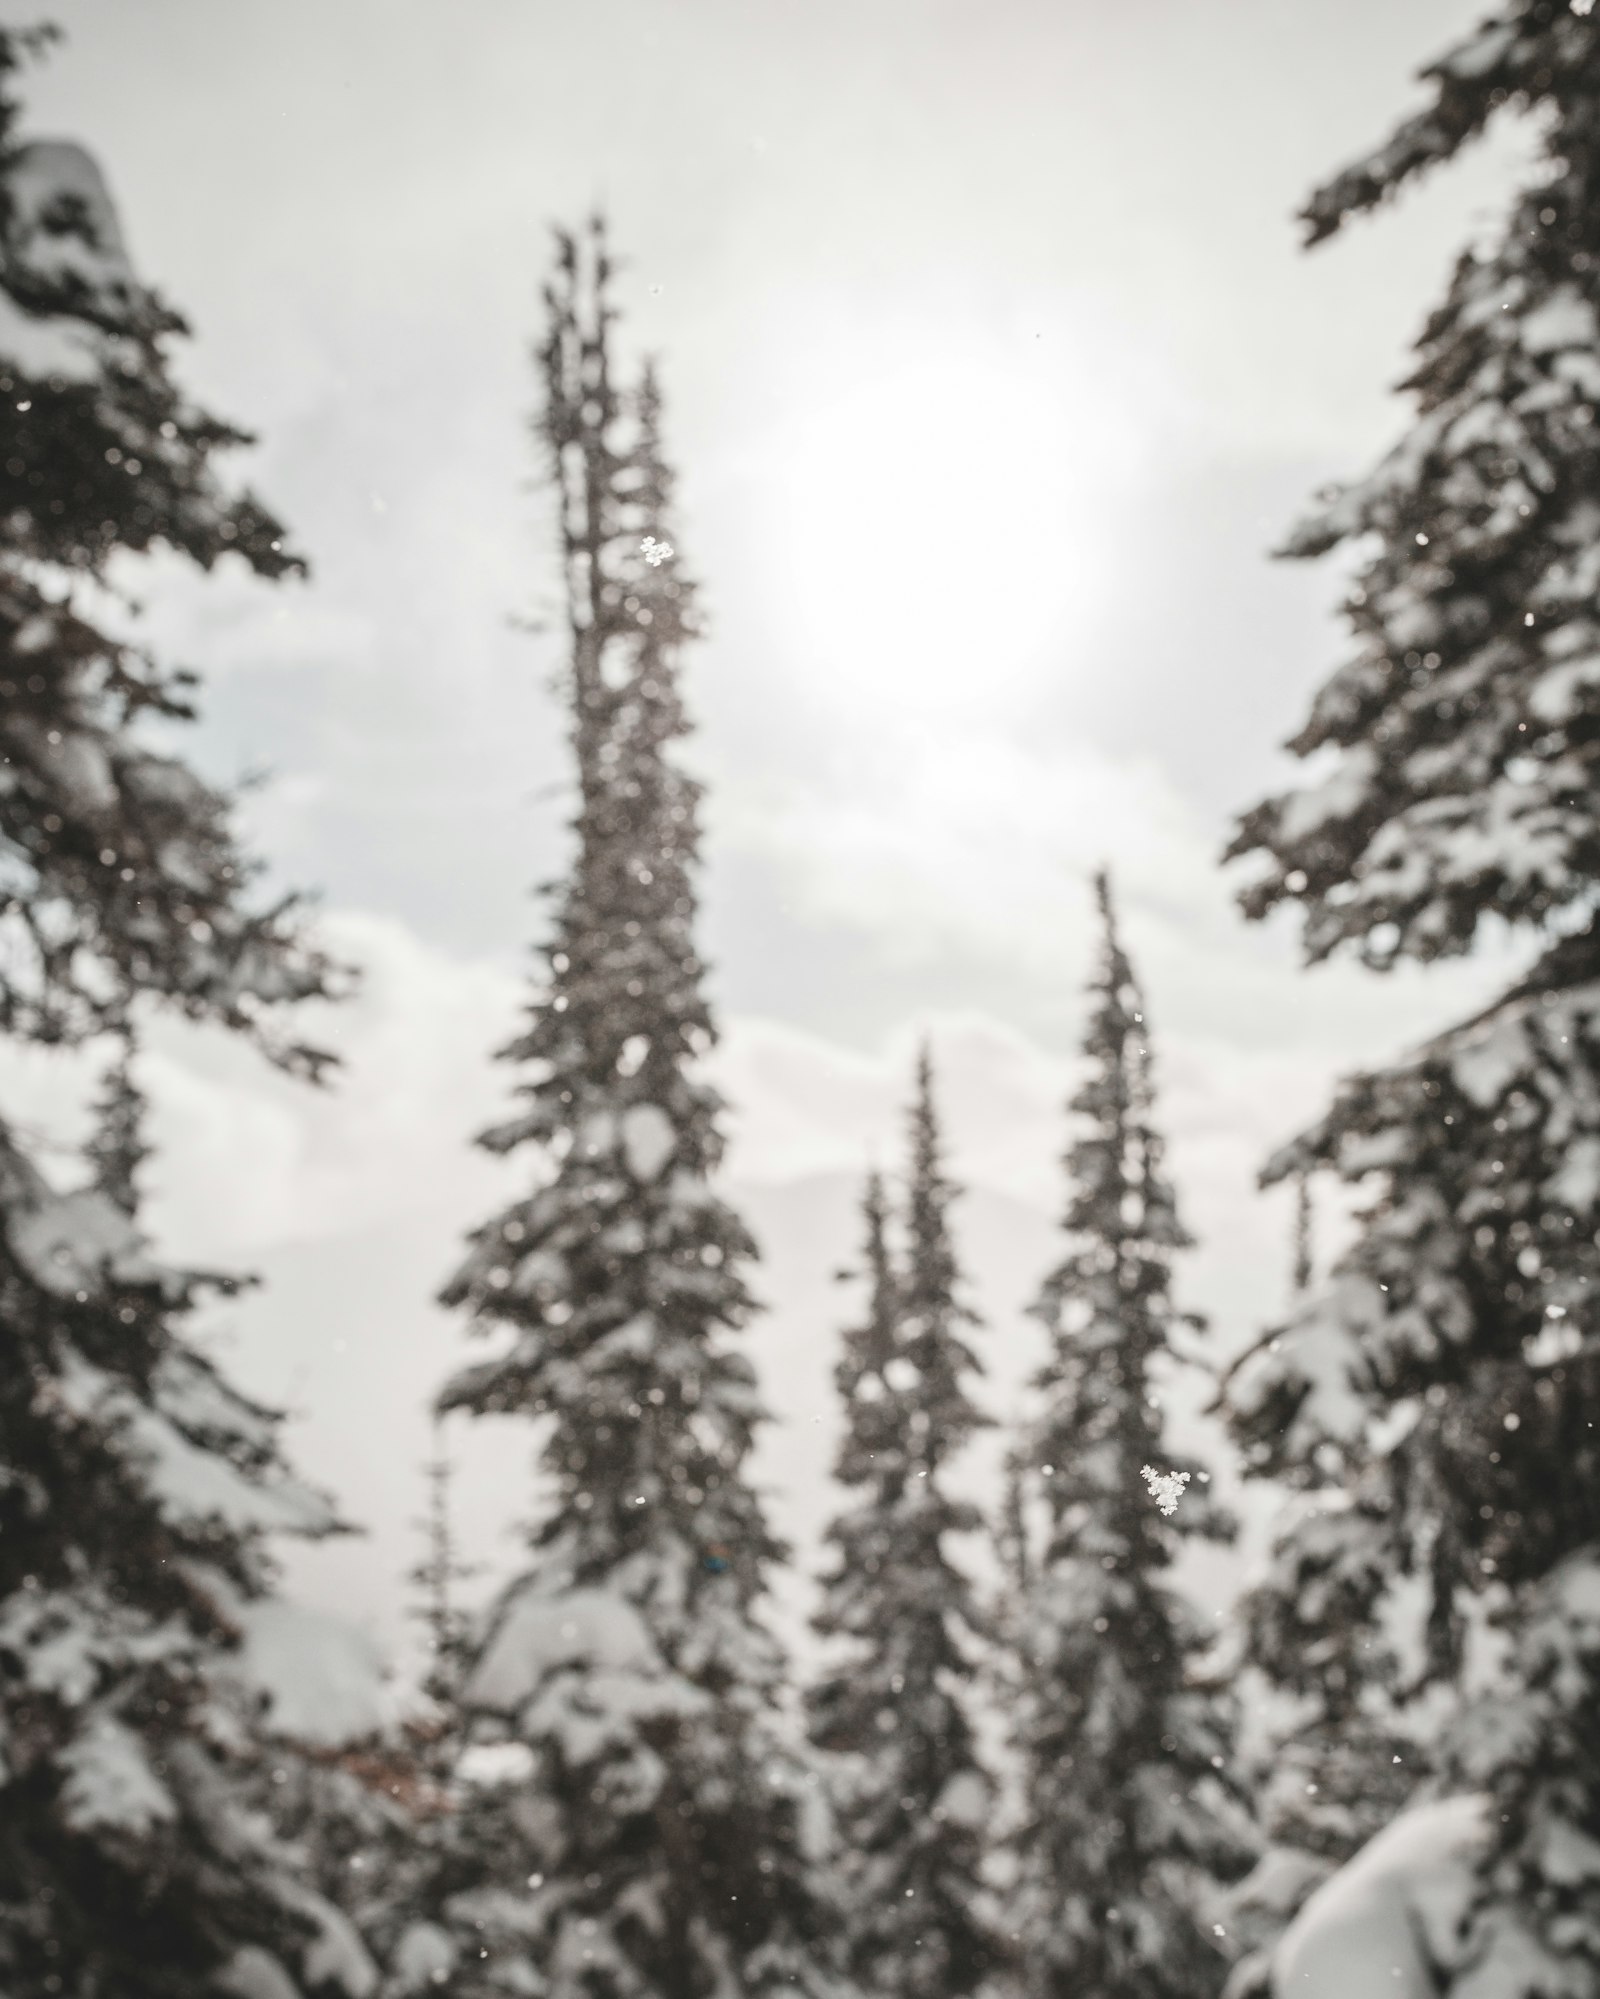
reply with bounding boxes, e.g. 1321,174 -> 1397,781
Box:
809,1054 -> 998,1999
428,220 -> 835,1999
1245,1174 -> 1414,1876
0,35 -> 336,1071
809,1170 -> 899,1763
338,1423 -> 479,1999
1289,1175 -> 1311,1303
1240,1167 -> 1408,1863
1008,872 -> 1247,1999
84,1029 -> 149,1215
1217,1182 -> 1412,1999
0,34 -> 368,1999
409,1417 -> 474,1737
1226,8 -> 1600,1990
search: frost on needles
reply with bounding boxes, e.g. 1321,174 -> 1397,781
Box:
1227,5 -> 1600,1990
422,221 -> 838,1999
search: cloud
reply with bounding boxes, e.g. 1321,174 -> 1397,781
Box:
719,723 -> 1208,981
131,910 -> 521,1264
716,715 -> 1513,1060
106,548 -> 382,681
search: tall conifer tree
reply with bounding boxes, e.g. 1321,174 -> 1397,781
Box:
809,1055 -> 997,1999
84,1029 -> 149,1216
1008,874 -> 1245,1999
1227,8 -> 1600,1990
429,221 -> 834,1999
0,32 -> 368,1999
0,34 -> 332,1067
409,1417 -> 473,1742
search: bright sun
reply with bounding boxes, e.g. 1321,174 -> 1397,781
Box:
760,340 -> 1140,723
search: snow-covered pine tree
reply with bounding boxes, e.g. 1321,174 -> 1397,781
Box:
809,1053 -> 998,1999
809,1168 -> 899,1759
1254,1184 -> 1415,1879
428,219 -> 836,1999
0,1120 -> 376,1999
0,33 -> 370,1999
1217,1185 -> 1413,1999
1008,872 -> 1247,1999
0,35 -> 334,1070
1226,8 -> 1600,1990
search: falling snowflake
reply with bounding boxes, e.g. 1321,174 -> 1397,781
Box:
641,536 -> 675,567
1140,1464 -> 1190,1516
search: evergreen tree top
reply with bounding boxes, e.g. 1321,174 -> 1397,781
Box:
1008,874 -> 1245,1999
1040,871 -> 1191,1313
84,1027 -> 149,1215
1230,3 -> 1600,972
826,1166 -> 901,1475
809,1071 -> 997,1999
431,226 -> 835,1999
815,1056 -> 989,1542
0,33 -> 340,1068
901,1044 -> 987,1469
1028,873 -> 1214,1556
810,1166 -> 904,1701
440,224 -> 756,1490
406,1416 -> 477,1774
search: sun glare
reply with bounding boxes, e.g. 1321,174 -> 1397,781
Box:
763,344 -> 1138,722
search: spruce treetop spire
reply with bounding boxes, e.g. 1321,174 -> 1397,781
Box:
902,1041 -> 987,1475
85,1026 -> 149,1216
831,1163 -> 897,1417
809,1055 -> 997,1999
408,1414 -> 475,1727
427,220 -> 835,1999
1007,869 -> 1246,1999
1049,870 -> 1191,1317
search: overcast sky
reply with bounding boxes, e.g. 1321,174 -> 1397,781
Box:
4,0 -> 1536,1665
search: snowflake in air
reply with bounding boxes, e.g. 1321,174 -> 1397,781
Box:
641,536 -> 675,567
1141,1464 -> 1191,1517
